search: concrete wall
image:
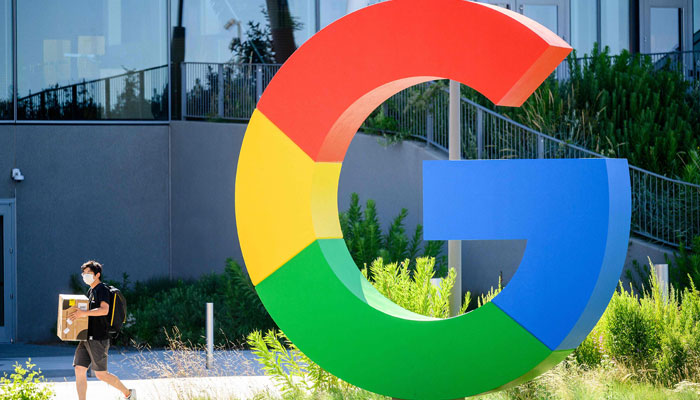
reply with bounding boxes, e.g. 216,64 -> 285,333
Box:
167,123 -> 538,297
0,120 -> 682,342
0,124 -> 170,342
622,237 -> 676,288
338,134 -> 527,296
169,121 -> 245,278
167,123 -> 447,278
0,126 -> 14,199
339,134 -> 444,237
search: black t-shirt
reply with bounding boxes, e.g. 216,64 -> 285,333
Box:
87,283 -> 111,340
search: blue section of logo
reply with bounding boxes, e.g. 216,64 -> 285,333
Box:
423,159 -> 631,350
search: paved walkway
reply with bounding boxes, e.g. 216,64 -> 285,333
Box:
0,343 -> 263,380
1,343 -> 278,399
43,376 -> 278,400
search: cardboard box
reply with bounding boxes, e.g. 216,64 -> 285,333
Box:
57,294 -> 89,341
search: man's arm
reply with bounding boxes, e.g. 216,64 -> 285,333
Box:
68,301 -> 109,319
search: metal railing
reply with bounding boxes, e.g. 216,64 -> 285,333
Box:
559,50 -> 700,82
17,65 -> 169,120
376,82 -> 700,247
182,62 -> 700,247
181,63 -> 281,120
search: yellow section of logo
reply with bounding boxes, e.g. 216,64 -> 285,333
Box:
235,109 -> 343,285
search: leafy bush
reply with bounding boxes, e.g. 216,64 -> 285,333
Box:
248,330 -> 360,397
124,259 -> 275,347
368,45 -> 700,181
364,257 -> 470,318
69,259 -> 276,348
573,325 -> 604,368
66,194 -> 442,348
600,284 -> 659,367
340,193 -> 445,276
575,258 -> 700,386
671,236 -> 700,291
250,254 -> 700,393
490,45 -> 700,179
0,360 -> 54,400
247,255 -> 501,395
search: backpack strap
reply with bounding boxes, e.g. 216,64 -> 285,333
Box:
110,290 -> 117,326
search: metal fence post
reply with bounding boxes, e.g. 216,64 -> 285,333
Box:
105,78 -> 111,119
476,108 -> 484,159
71,85 -> 78,119
537,136 -> 544,159
653,264 -> 669,303
217,64 -> 224,118
256,65 -> 263,102
206,302 -> 214,369
138,70 -> 145,118
426,109 -> 434,146
448,80 -> 462,317
181,63 -> 187,120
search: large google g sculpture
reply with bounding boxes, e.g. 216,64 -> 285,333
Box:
235,0 -> 632,399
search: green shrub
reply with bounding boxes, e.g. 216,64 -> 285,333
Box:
573,326 -> 604,368
577,258 -> 700,386
671,236 -> 700,291
68,259 -> 275,348
601,284 -> 659,367
247,255 -> 499,395
369,45 -> 700,181
363,257 -> 470,318
67,194 -> 442,349
0,360 -> 54,400
461,45 -> 700,180
123,259 -> 275,347
340,193 -> 445,277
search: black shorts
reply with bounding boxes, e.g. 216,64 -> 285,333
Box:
73,339 -> 110,371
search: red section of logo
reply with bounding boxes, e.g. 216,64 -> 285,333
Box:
256,0 -> 571,162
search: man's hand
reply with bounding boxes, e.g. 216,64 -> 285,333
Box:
68,308 -> 86,320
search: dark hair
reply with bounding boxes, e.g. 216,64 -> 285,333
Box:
81,260 -> 103,280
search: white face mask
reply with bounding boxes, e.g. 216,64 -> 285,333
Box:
82,273 -> 95,285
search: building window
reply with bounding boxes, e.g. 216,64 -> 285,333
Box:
695,0 -> 700,51
650,7 -> 682,53
17,0 -> 169,121
320,0 -> 348,30
601,0 -> 630,55
571,0 -> 597,57
173,0 -> 316,64
0,0 -> 11,120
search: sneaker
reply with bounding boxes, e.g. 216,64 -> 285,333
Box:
126,389 -> 136,399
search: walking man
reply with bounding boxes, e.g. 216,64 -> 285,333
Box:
69,260 -> 135,400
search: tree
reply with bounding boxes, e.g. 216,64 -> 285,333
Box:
265,0 -> 300,63
229,21 -> 275,64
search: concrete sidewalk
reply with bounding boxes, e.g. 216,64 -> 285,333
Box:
42,376 -> 279,400
0,343 -> 263,381
1,344 -> 279,399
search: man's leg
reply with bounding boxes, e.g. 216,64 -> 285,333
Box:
74,366 -> 88,400
94,370 -> 131,397
73,341 -> 92,400
86,339 -> 131,398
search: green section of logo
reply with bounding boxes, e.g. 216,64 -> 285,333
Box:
255,239 -> 561,400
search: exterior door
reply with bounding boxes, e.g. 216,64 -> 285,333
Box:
641,0 -> 692,53
0,200 -> 15,343
477,0 -> 569,42
478,0 -> 569,78
481,1 -> 516,11
516,0 -> 570,44
640,0 -> 693,76
517,0 -> 570,80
